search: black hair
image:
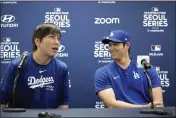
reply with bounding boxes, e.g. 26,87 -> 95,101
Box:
32,23 -> 61,52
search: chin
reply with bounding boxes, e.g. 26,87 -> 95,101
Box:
52,54 -> 57,57
112,57 -> 120,61
111,56 -> 117,59
48,53 -> 56,57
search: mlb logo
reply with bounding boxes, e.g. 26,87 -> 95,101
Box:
54,8 -> 61,12
151,45 -> 161,51
3,37 -> 11,42
151,7 -> 159,12
155,66 -> 160,71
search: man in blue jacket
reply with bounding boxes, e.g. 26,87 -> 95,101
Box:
94,30 -> 163,108
0,23 -> 69,109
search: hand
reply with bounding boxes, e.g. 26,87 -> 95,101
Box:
143,103 -> 152,108
155,103 -> 164,107
144,102 -> 164,108
154,102 -> 164,107
0,104 -> 7,108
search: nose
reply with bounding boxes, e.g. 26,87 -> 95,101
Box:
54,38 -> 60,45
108,45 -> 113,51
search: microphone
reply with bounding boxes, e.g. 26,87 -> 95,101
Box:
17,51 -> 29,69
141,59 -> 151,70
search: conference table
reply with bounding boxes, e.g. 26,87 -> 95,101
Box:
0,107 -> 175,117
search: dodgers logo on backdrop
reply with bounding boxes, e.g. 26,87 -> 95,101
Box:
55,44 -> 68,58
44,8 -> 71,33
94,41 -> 113,64
149,45 -> 163,56
143,7 -> 168,32
0,14 -> 18,28
0,37 -> 20,64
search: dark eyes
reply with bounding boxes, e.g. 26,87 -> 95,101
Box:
50,35 -> 55,38
49,35 -> 60,40
57,37 -> 61,41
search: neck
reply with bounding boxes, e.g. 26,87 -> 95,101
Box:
115,57 -> 131,69
32,50 -> 51,65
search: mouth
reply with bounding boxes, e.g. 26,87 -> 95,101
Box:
110,51 -> 116,54
52,47 -> 58,52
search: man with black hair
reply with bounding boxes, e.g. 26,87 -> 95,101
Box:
94,30 -> 163,108
0,23 -> 69,109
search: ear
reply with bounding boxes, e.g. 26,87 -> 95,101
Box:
126,42 -> 130,49
34,38 -> 41,48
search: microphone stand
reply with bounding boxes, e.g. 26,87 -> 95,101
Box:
3,65 -> 26,112
5,63 -> 21,108
144,69 -> 154,109
11,66 -> 20,108
3,53 -> 28,112
140,67 -> 173,116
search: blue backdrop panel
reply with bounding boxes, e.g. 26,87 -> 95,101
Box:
0,1 -> 175,108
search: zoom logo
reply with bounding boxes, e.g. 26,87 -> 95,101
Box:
94,18 -> 120,24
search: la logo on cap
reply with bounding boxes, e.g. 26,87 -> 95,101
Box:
110,32 -> 114,36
